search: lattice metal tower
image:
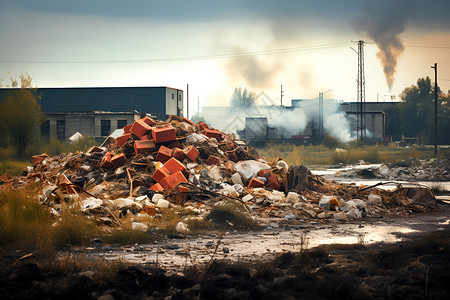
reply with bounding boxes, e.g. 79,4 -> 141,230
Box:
356,40 -> 366,141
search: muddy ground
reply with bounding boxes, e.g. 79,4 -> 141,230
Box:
1,201 -> 449,300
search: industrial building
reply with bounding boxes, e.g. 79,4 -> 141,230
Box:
202,100 -> 395,145
0,86 -> 184,140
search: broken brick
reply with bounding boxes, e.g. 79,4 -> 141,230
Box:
32,154 -> 49,165
130,119 -> 152,139
150,183 -> 164,192
182,117 -> 196,126
183,145 -> 199,162
152,125 -> 176,143
155,145 -> 173,163
152,166 -> 171,183
248,177 -> 265,188
204,129 -> 223,141
100,152 -> 113,168
140,134 -> 152,141
226,150 -> 239,163
134,140 -> 156,154
86,146 -> 103,154
172,148 -> 185,161
257,169 -> 281,190
142,116 -> 157,126
164,157 -> 186,174
123,124 -> 132,134
160,171 -> 188,190
111,153 -> 127,169
116,133 -> 131,147
166,140 -> 181,149
206,155 -> 221,166
197,121 -> 210,131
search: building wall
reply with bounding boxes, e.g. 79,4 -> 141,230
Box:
0,86 -> 182,121
45,112 -> 139,140
165,88 -> 183,117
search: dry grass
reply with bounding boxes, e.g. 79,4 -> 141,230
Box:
257,143 -> 435,166
0,160 -> 29,176
0,188 -> 100,252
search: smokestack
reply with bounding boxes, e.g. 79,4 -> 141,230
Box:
355,1 -> 413,89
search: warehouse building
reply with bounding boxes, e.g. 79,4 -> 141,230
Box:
0,86 -> 183,140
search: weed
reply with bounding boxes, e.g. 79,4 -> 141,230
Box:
51,205 -> 100,248
0,160 -> 29,176
0,188 -> 53,250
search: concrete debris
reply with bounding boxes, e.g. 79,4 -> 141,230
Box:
0,115 -> 439,231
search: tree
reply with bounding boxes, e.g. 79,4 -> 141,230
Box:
398,77 -> 436,143
230,87 -> 256,109
0,73 -> 44,158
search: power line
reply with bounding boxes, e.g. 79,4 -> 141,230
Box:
0,42 -> 351,64
365,41 -> 450,49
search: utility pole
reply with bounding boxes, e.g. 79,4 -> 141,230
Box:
186,84 -> 189,119
431,63 -> 438,157
356,40 -> 366,141
319,92 -> 324,140
280,85 -> 284,106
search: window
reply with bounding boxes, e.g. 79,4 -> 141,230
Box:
56,120 -> 65,141
40,120 -> 50,141
101,120 -> 111,136
117,119 -> 127,129
172,93 -> 174,99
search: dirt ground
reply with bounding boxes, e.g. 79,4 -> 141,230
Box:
1,201 -> 449,300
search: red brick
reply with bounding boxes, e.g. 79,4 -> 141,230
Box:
225,162 -> 234,172
197,121 -> 210,131
111,153 -> 127,169
134,140 -> 156,154
150,183 -> 164,192
164,157 -> 186,174
257,169 -> 281,190
32,153 -> 49,165
86,146 -> 103,154
248,177 -> 265,188
142,116 -> 157,126
130,119 -> 152,138
226,150 -> 239,162
155,145 -> 173,163
204,129 -> 223,141
140,134 -> 152,140
172,148 -> 184,161
183,145 -> 199,162
123,124 -> 132,134
152,166 -> 171,183
206,155 -> 221,166
152,125 -> 176,143
116,133 -> 131,147
100,152 -> 113,168
160,171 -> 188,190
182,117 -> 196,126
66,184 -> 81,194
166,140 -> 181,149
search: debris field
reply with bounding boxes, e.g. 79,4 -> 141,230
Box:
0,115 -> 438,232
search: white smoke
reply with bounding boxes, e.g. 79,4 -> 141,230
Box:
266,107 -> 308,137
201,98 -> 353,143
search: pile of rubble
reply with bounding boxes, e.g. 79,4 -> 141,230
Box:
336,157 -> 450,182
0,115 -> 438,230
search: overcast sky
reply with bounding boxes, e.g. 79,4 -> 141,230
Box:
1,0 -> 449,114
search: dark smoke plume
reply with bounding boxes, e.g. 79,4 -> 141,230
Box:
355,0 -> 414,89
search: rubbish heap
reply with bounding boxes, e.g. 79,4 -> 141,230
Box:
0,115 -> 438,230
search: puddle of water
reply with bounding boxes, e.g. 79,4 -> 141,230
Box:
89,223 -> 419,270
439,219 -> 450,225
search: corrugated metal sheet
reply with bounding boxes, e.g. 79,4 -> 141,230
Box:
0,87 -> 176,120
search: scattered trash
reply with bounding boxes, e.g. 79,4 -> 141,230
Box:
0,115 -> 440,232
